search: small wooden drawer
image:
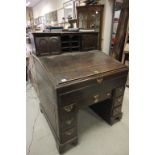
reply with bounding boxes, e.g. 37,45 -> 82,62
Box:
110,113 -> 123,125
60,127 -> 77,143
112,106 -> 122,116
114,86 -> 125,97
92,92 -> 112,104
60,92 -> 81,106
61,117 -> 76,131
60,103 -> 76,120
77,91 -> 112,107
113,96 -> 123,107
63,103 -> 76,113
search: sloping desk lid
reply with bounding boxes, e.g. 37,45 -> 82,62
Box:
39,51 -> 127,86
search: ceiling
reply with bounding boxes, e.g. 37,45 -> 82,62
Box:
26,0 -> 42,7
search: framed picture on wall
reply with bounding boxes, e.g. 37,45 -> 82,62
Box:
49,12 -> 53,22
52,10 -> 58,22
58,8 -> 65,24
63,1 -> 74,21
45,13 -> 51,24
34,18 -> 38,25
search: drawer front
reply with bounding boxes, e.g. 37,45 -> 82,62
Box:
113,96 -> 123,107
35,37 -> 49,53
59,103 -> 76,120
59,76 -> 127,106
78,91 -> 112,107
60,116 -> 77,131
114,86 -> 125,97
81,34 -> 98,51
112,106 -> 122,116
60,87 -> 112,108
48,36 -> 61,54
60,127 -> 77,143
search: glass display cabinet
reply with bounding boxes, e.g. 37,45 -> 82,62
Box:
77,5 -> 104,49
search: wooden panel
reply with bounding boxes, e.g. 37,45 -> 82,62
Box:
48,36 -> 61,54
113,96 -> 123,107
32,51 -> 128,153
113,86 -> 125,97
112,106 -> 122,116
81,34 -> 98,51
60,127 -> 77,143
35,37 -> 49,55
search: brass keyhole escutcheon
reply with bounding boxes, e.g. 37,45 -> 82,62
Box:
97,78 -> 103,84
65,129 -> 74,136
94,94 -> 99,103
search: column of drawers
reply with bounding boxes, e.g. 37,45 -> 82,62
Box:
59,102 -> 78,143
111,86 -> 125,119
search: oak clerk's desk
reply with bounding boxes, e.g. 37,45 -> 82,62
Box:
33,51 -> 128,153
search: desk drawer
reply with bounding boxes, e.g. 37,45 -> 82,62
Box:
60,103 -> 76,115
60,117 -> 76,131
60,84 -> 112,107
78,91 -> 112,107
59,75 -> 127,106
60,127 -> 77,143
114,86 -> 125,97
113,96 -> 123,107
112,106 -> 122,116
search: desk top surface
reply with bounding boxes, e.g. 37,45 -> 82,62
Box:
36,51 -> 128,87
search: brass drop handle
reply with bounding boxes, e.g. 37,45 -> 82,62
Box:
65,129 -> 74,136
117,97 -> 122,102
64,104 -> 74,112
106,92 -> 111,96
94,94 -> 100,103
97,78 -> 103,84
65,118 -> 74,125
119,87 -> 123,92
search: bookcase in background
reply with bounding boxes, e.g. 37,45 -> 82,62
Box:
77,5 -> 104,49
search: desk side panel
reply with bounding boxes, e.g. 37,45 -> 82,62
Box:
33,56 -> 60,139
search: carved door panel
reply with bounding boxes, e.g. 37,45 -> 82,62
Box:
48,36 -> 61,54
35,37 -> 49,55
81,34 -> 98,51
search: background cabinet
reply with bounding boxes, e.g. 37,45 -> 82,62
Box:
48,37 -> 61,54
77,5 -> 104,49
32,32 -> 99,56
35,37 -> 49,55
35,36 -> 61,56
81,33 -> 98,51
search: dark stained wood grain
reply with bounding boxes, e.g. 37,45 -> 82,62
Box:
32,50 -> 128,153
30,32 -> 99,56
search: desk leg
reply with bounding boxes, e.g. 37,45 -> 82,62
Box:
57,107 -> 78,154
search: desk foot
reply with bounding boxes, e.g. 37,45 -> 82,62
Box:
104,113 -> 123,125
56,138 -> 78,154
